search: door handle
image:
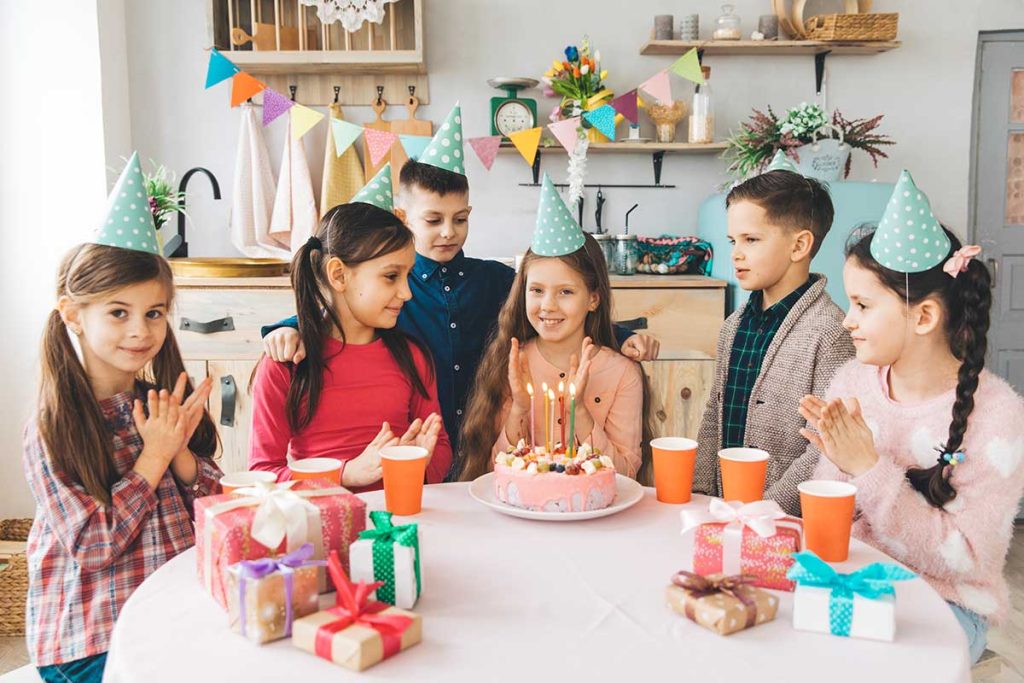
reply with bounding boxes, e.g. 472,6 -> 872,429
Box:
986,258 -> 998,289
220,375 -> 236,427
615,316 -> 648,332
180,316 -> 235,334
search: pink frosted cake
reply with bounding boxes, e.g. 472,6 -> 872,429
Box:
493,440 -> 617,512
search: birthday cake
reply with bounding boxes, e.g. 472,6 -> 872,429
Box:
493,440 -> 617,512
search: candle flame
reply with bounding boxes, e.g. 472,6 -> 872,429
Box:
569,382 -> 576,397
558,380 -> 565,393
548,389 -> 555,400
526,382 -> 533,395
541,382 -> 548,393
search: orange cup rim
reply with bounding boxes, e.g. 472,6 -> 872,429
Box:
288,457 -> 344,474
650,437 -> 698,451
380,445 -> 429,461
798,480 -> 858,497
718,447 -> 770,463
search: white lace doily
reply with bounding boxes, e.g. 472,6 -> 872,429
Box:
298,0 -> 400,33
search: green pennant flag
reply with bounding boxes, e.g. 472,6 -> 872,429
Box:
870,170 -> 951,273
669,48 -> 705,85
533,173 -> 586,257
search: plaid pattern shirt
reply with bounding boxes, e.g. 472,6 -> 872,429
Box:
22,387 -> 222,666
721,280 -> 813,448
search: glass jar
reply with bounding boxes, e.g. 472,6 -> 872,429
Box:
593,233 -> 615,272
713,4 -> 742,40
688,66 -> 714,144
614,234 -> 638,276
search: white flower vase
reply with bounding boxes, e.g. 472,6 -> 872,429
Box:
795,124 -> 850,182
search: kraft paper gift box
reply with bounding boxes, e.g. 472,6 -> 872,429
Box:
787,550 -> 917,642
680,499 -> 802,591
666,571 -> 779,636
292,550 -> 422,671
349,510 -> 421,609
195,479 -> 365,608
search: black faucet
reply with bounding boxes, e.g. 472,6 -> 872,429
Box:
171,167 -> 221,258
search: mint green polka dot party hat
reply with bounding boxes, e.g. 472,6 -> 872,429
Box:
533,173 -> 586,257
351,162 -> 394,211
870,170 -> 951,273
418,103 -> 465,176
765,149 -> 799,174
94,151 -> 161,255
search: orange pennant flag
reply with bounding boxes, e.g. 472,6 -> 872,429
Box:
508,127 -> 543,166
231,72 -> 265,107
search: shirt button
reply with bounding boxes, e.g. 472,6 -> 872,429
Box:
421,273 -> 427,279
594,396 -> 601,403
454,364 -> 461,371
450,322 -> 457,329
444,286 -> 451,292
456,409 -> 463,416
559,372 -> 565,378
442,267 -> 448,273
459,271 -> 464,276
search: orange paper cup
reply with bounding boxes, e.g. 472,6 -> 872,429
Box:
650,437 -> 698,503
799,480 -> 857,562
381,446 -> 429,516
719,448 -> 770,503
288,457 -> 344,485
219,470 -> 277,494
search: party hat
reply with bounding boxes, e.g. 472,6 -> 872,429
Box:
532,173 -> 585,257
351,162 -> 394,211
418,103 -> 465,176
870,170 -> 951,273
764,149 -> 799,174
94,152 -> 161,255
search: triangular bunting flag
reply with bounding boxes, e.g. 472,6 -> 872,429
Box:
399,134 -> 432,161
419,103 -> 466,175
262,88 -> 293,126
364,128 -> 399,167
231,72 -> 265,107
548,117 -> 581,155
508,127 -> 543,166
669,48 -> 706,85
639,70 -> 672,105
610,89 -> 639,125
205,48 -> 239,89
331,118 -> 364,156
583,105 -> 617,141
94,152 -> 161,255
351,163 -> 394,211
467,135 -> 502,171
533,173 -> 586,257
290,103 -> 324,140
870,170 -> 950,274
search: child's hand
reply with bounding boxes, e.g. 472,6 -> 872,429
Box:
170,372 -> 213,447
399,413 -> 443,462
507,337 -> 534,414
133,389 -> 187,465
803,397 -> 878,477
342,422 -> 398,488
264,327 -> 305,363
568,337 -> 598,397
621,333 -> 660,361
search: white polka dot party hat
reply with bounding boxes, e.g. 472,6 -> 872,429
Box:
351,162 -> 394,211
418,103 -> 465,176
870,170 -> 951,273
764,149 -> 799,174
533,173 -> 586,257
94,151 -> 161,255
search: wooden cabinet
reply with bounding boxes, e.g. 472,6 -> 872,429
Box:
172,273 -> 726,473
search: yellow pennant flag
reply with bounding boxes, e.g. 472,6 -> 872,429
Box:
290,103 -> 324,140
508,127 -> 543,166
669,48 -> 705,85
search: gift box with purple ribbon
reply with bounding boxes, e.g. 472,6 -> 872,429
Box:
224,543 -> 326,644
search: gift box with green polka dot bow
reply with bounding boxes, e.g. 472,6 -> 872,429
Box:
349,511 -> 421,609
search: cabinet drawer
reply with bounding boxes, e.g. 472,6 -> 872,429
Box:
612,287 -> 724,360
174,287 -> 295,360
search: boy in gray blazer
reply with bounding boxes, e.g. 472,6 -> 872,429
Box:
692,170 -> 855,515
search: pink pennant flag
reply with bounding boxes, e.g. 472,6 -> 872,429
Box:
262,88 -> 293,126
639,70 -> 672,105
364,128 -> 399,167
467,135 -> 502,171
547,117 -> 581,155
610,89 -> 639,124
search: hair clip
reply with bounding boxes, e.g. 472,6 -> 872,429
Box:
940,451 -> 965,467
942,245 -> 981,278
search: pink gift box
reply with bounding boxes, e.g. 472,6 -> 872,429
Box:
195,479 -> 366,609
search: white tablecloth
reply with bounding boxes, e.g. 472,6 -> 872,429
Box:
104,484 -> 970,683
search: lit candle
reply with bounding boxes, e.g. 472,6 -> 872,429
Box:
569,382 -> 577,457
526,382 -> 535,451
548,389 -> 556,454
542,382 -> 550,452
558,380 -> 565,449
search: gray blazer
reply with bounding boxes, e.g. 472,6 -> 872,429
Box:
692,275 -> 855,515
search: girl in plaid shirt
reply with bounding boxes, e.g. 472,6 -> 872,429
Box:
23,242 -> 222,682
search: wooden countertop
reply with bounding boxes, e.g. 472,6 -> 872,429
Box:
174,273 -> 727,289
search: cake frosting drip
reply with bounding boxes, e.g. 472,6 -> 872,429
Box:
493,440 -> 617,512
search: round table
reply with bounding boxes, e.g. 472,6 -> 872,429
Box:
104,484 -> 971,682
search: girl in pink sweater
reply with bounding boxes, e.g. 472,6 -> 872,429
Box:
800,191 -> 1024,663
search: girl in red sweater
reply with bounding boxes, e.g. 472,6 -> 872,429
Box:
249,202 -> 451,491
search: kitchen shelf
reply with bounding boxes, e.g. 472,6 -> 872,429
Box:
640,39 -> 900,56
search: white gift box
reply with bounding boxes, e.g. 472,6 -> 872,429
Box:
791,584 -> 897,642
349,539 -> 420,610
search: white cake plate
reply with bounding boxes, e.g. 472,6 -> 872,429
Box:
468,472 -> 644,521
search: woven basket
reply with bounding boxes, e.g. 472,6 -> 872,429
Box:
0,518 -> 32,637
804,13 -> 898,41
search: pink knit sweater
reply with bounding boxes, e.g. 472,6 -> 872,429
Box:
813,360 -> 1024,624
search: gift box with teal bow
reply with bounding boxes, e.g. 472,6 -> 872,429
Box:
786,551 -> 917,642
349,511 -> 421,609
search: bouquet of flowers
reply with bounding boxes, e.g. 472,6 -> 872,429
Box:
543,36 -> 609,119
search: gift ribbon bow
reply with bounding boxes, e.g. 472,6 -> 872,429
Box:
236,543 -> 326,639
671,571 -> 760,629
943,245 -> 982,278
313,550 -> 414,663
785,551 -> 917,637
231,480 -> 318,551
358,511 -> 421,604
681,499 -> 791,576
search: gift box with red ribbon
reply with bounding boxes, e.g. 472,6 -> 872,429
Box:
292,550 -> 422,671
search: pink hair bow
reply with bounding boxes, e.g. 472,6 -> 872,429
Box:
942,245 -> 982,278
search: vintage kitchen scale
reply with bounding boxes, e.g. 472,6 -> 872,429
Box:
488,77 -> 539,139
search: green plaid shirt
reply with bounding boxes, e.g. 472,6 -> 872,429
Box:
721,279 -> 813,448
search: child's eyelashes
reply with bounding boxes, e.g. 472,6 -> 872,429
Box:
145,310 -> 164,319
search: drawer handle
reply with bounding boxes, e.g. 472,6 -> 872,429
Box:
680,387 -> 692,400
220,375 -> 236,427
615,316 -> 648,332
180,316 -> 235,334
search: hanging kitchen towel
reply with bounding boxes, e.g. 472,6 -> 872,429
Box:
230,104 -> 288,257
270,116 -> 319,254
320,102 -> 365,217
